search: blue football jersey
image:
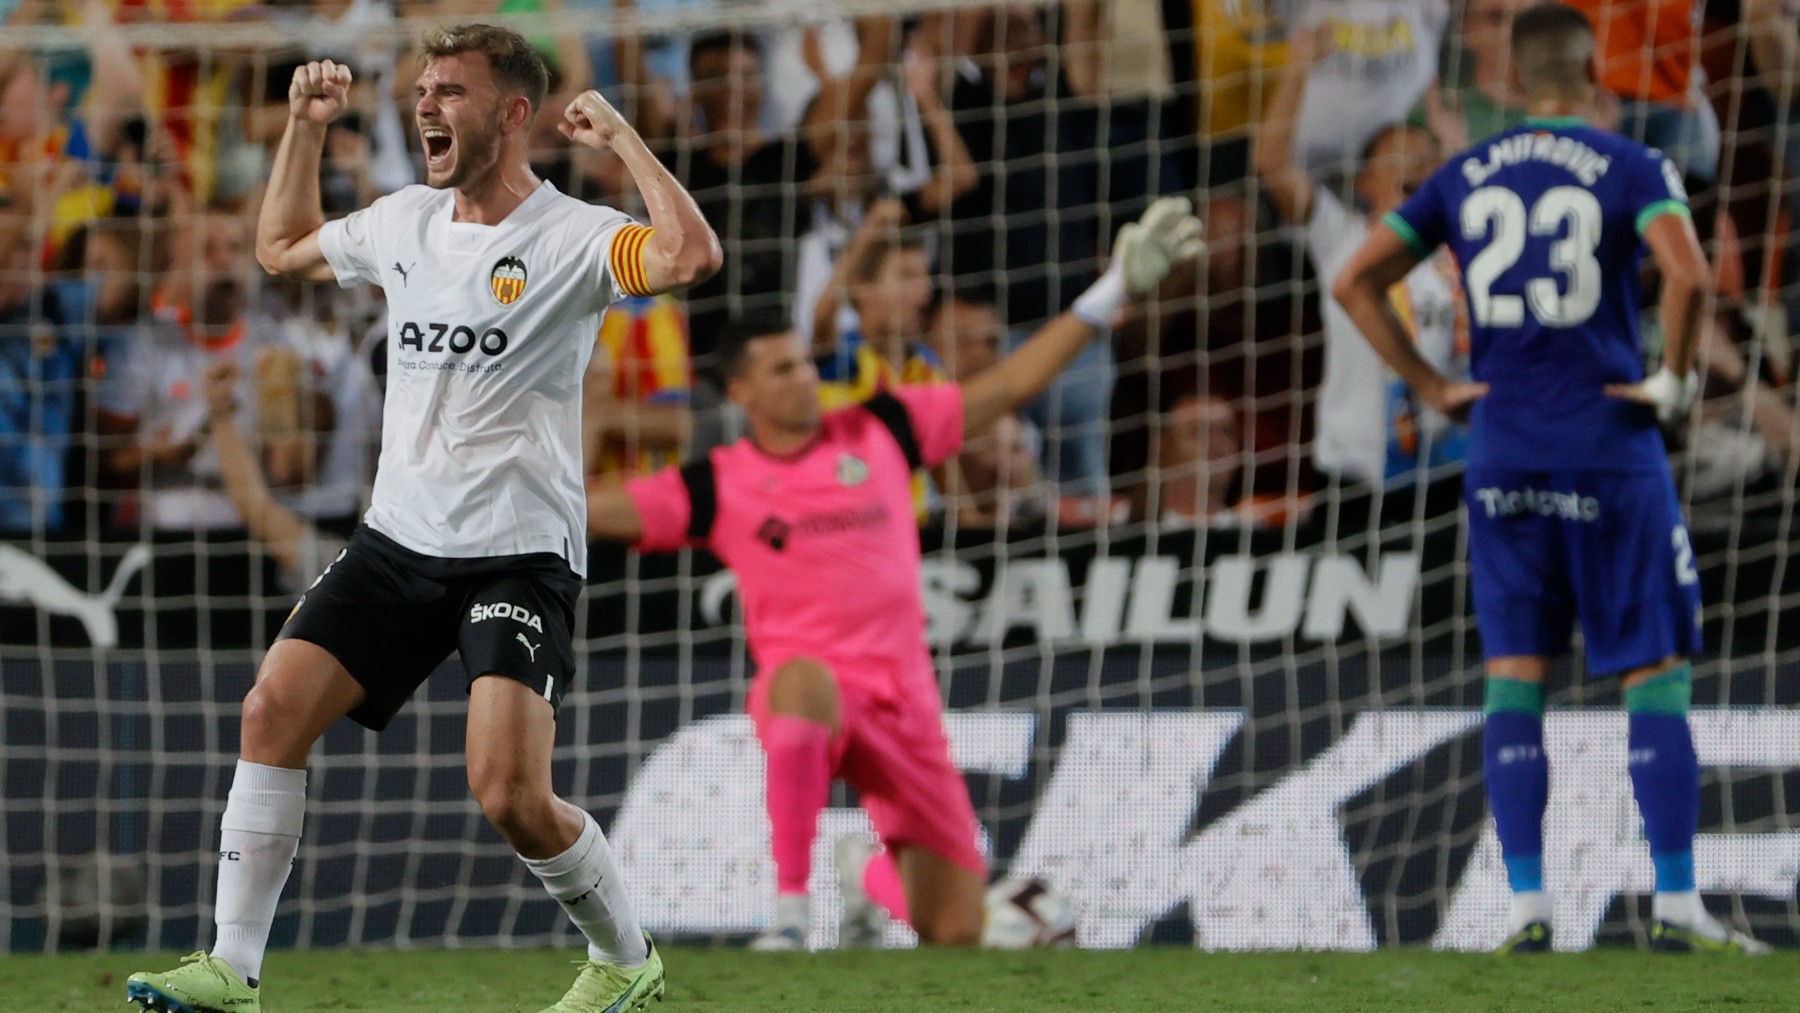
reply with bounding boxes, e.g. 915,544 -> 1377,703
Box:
1384,117 -> 1689,472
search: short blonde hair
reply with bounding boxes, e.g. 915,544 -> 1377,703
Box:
419,23 -> 550,114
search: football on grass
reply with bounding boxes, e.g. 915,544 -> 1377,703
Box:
982,876 -> 1077,949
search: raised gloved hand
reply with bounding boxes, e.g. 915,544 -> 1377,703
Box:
1073,196 -> 1205,329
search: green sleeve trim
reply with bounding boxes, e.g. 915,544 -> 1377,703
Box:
1382,211 -> 1430,257
1623,663 -> 1694,715
1636,199 -> 1691,237
1483,677 -> 1546,716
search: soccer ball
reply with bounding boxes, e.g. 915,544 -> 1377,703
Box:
981,876 -> 1077,949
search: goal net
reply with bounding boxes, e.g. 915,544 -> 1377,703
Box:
1,0 -> 1797,956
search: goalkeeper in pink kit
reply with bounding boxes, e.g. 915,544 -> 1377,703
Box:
587,198 -> 1201,948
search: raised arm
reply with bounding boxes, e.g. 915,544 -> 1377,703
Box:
902,44 -> 978,215
1061,0 -> 1103,98
960,197 -> 1203,438
1331,226 -> 1489,419
256,60 -> 352,281
1253,26 -> 1328,226
201,361 -> 313,572
1744,0 -> 1800,109
811,198 -> 905,356
562,90 -> 723,293
77,0 -> 145,160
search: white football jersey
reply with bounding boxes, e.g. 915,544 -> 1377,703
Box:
319,181 -> 641,576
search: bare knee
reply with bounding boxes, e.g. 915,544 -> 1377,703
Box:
240,643 -> 359,767
766,657 -> 840,728
467,762 -> 562,850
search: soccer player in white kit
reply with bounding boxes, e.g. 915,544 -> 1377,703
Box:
126,25 -> 720,1013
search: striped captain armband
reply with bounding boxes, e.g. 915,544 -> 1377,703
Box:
608,224 -> 657,298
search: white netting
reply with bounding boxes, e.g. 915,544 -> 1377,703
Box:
1,0 -> 1797,956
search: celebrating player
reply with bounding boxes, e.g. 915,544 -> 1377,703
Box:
127,25 -> 720,1013
1333,4 -> 1767,954
586,199 -> 1202,950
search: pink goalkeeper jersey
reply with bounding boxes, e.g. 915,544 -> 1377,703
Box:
627,384 -> 965,675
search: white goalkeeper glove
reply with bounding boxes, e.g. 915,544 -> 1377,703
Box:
1072,196 -> 1205,330
1608,365 -> 1700,426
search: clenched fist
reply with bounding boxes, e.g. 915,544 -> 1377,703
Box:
291,60 -> 353,126
559,90 -> 632,151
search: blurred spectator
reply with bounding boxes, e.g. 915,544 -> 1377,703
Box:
253,279 -> 378,523
199,359 -> 347,596
1062,0 -> 1185,237
604,0 -> 718,107
929,285 -> 1006,383
792,18 -> 976,347
0,238 -> 83,535
93,213 -> 363,530
933,278 -> 1114,519
944,4 -> 1100,328
0,6 -> 147,264
1257,27 -> 1468,489
653,29 -> 815,357
1696,0 -> 1800,372
1290,0 -> 1448,185
1150,394 -> 1314,527
1413,0 -> 1530,150
812,211 -> 944,409
929,288 -> 1047,528
1151,394 -> 1241,526
1186,0 -> 1291,189
1569,0 -> 1718,184
245,57 -> 379,214
943,411 -> 1047,528
297,0 -> 417,196
1679,313 -> 1799,503
583,294 -> 694,477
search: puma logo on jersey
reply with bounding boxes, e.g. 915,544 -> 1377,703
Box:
515,632 -> 540,661
470,601 -> 545,632
394,261 -> 414,286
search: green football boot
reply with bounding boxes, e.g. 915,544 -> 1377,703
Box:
126,951 -> 260,1012
537,933 -> 666,1013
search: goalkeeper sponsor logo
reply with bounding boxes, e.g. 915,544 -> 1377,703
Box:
752,503 -> 892,552
612,710 -> 1800,951
469,601 -> 545,632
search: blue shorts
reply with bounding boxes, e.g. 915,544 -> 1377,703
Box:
1464,468 -> 1704,676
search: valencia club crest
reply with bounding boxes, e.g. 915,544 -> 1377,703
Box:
490,256 -> 528,306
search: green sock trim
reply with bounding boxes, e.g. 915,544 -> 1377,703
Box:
1624,663 -> 1693,715
1484,677 -> 1545,715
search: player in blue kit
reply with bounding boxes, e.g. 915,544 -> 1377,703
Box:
1333,4 -> 1768,954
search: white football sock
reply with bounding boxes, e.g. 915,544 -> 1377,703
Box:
1653,890 -> 1724,938
1510,890 -> 1552,932
211,760 -> 307,986
523,810 -> 647,967
773,893 -> 810,931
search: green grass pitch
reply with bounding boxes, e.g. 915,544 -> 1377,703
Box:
7,947 -> 1796,1011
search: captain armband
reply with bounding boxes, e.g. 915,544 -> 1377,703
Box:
608,224 -> 657,298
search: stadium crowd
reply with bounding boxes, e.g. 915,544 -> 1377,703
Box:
1,0 -> 1797,570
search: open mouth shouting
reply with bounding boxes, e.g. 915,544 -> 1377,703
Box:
421,125 -> 454,176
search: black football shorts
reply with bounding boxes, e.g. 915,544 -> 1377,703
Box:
277,525 -> 581,730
